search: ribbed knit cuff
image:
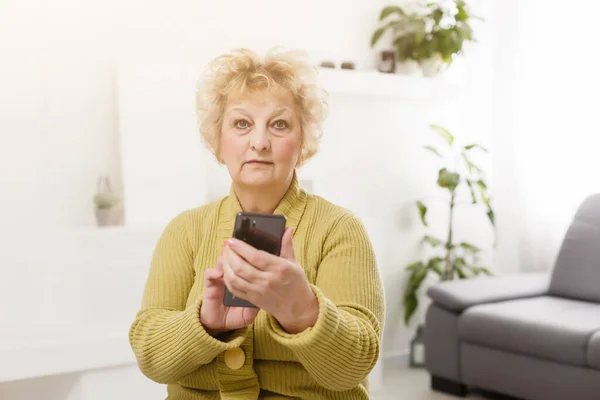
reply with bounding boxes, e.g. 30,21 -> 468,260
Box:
266,284 -> 338,351
190,296 -> 249,358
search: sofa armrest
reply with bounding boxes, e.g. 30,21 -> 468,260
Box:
427,272 -> 551,312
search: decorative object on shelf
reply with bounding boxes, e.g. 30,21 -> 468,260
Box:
402,124 -> 495,326
419,53 -> 444,77
320,61 -> 335,69
93,175 -> 119,227
340,61 -> 355,70
395,59 -> 420,76
376,50 -> 396,73
370,1 -> 480,76
409,324 -> 426,368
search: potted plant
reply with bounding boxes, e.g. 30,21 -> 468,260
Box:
93,175 -> 119,227
403,124 -> 495,327
371,1 -> 479,76
370,5 -> 425,74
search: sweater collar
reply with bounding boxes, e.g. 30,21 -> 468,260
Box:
217,172 -> 307,240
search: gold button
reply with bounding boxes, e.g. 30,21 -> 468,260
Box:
224,347 -> 245,370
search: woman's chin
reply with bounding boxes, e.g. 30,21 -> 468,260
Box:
239,171 -> 276,187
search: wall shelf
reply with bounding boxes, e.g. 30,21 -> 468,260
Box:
316,67 -> 458,101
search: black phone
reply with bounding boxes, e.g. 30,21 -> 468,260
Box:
223,212 -> 287,308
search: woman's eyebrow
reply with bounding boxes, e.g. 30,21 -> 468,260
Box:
226,107 -> 251,117
226,106 -> 292,117
270,107 -> 292,117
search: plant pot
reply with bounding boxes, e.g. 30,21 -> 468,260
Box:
420,54 -> 445,77
95,208 -> 112,227
395,60 -> 421,75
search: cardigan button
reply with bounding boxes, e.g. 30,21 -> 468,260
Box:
224,347 -> 245,370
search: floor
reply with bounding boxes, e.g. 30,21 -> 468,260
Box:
372,365 -> 516,400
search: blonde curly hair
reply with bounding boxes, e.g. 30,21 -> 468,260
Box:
195,47 -> 329,165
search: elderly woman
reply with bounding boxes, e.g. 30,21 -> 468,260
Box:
129,48 -> 385,400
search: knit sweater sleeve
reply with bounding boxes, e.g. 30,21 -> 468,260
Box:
267,215 -> 385,391
128,211 -> 247,384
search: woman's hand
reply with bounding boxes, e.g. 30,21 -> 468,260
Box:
199,257 -> 259,337
222,227 -> 319,334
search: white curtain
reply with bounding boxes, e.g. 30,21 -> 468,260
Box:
497,0 -> 600,272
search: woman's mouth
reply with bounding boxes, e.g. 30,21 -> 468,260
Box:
245,160 -> 273,166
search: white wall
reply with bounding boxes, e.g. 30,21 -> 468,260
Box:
0,0 -> 406,229
0,0 -> 500,398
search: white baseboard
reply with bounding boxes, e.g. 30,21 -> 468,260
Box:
382,349 -> 410,369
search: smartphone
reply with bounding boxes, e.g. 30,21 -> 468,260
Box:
223,212 -> 287,308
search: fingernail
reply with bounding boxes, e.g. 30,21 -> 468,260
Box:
226,239 -> 234,247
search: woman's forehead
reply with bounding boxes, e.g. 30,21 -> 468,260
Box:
225,90 -> 297,113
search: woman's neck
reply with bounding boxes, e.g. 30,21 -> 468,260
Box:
234,176 -> 293,214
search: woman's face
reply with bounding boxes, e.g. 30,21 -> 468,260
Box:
220,90 -> 302,189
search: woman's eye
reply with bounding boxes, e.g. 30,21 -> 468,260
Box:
234,119 -> 250,129
273,120 -> 288,130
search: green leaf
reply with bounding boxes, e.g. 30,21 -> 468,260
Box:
456,266 -> 468,279
462,153 -> 482,173
464,144 -> 488,152
423,235 -> 443,247
372,20 -> 403,48
432,8 -> 444,25
379,5 -> 406,21
371,27 -> 386,47
437,168 -> 460,192
455,2 -> 469,22
394,34 -> 417,61
452,257 -> 468,279
417,200 -> 428,226
403,294 -> 418,325
480,191 -> 492,210
466,179 -> 477,203
405,260 -> 424,271
423,145 -> 442,157
415,28 -> 425,45
478,266 -> 494,276
487,209 -> 496,227
453,257 -> 466,267
430,125 -> 454,145
459,242 -> 481,253
427,257 -> 444,277
477,179 -> 487,191
403,263 -> 429,325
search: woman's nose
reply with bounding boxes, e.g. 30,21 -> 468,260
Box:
250,125 -> 271,151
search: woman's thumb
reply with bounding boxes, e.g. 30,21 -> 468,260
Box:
279,227 -> 295,260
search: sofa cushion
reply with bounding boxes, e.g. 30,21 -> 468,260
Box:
549,193 -> 600,303
588,331 -> 600,370
459,296 -> 600,367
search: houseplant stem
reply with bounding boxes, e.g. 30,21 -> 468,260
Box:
444,191 -> 455,280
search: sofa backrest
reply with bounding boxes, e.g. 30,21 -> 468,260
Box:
549,193 -> 600,302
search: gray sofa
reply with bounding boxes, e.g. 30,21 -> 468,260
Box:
424,193 -> 600,400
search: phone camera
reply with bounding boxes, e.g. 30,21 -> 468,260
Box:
240,217 -> 250,241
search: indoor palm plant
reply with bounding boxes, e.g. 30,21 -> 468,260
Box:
371,1 -> 479,76
403,124 -> 495,326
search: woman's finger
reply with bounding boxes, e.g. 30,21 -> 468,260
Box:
222,258 -> 250,298
203,268 -> 225,301
215,256 -> 224,274
225,238 -> 278,271
224,246 -> 264,283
